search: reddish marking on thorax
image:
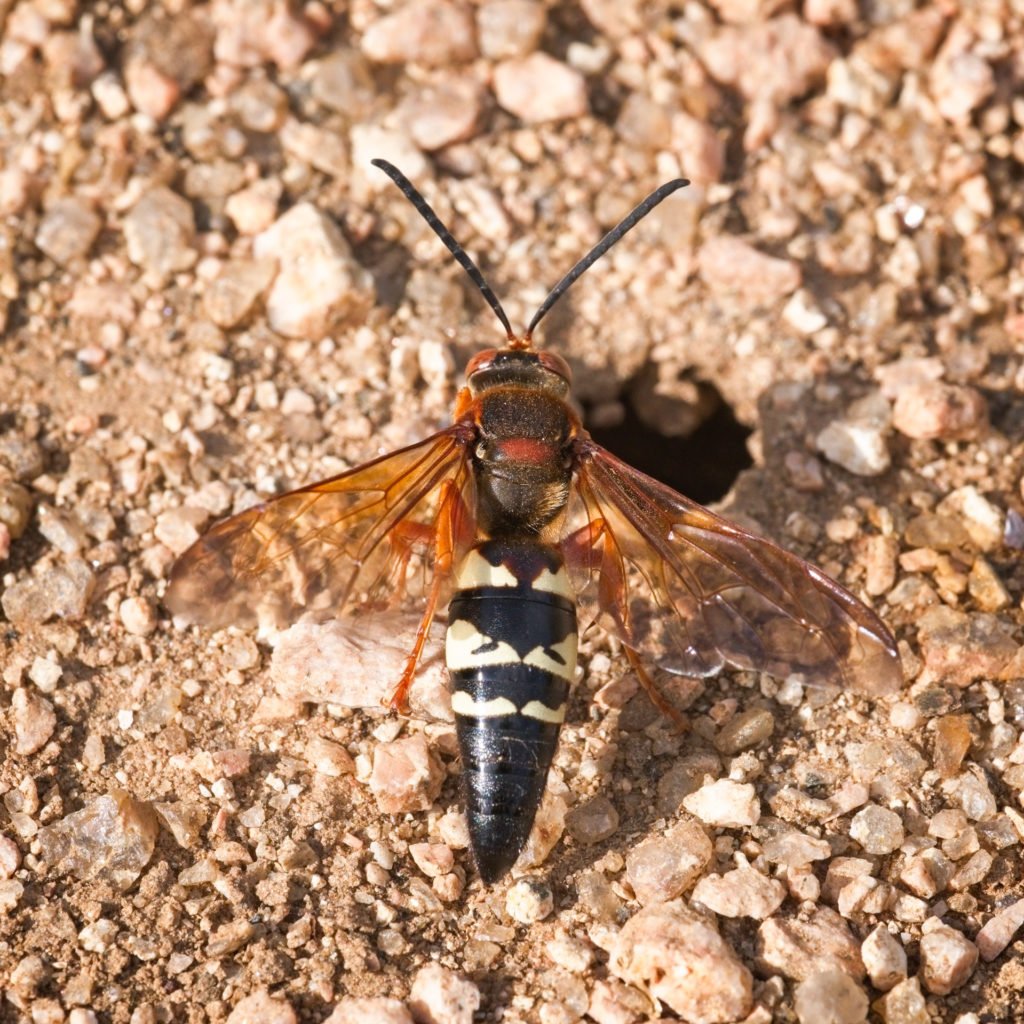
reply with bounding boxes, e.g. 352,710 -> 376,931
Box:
497,438 -> 555,463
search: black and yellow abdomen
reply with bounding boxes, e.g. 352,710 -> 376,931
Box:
446,538 -> 578,883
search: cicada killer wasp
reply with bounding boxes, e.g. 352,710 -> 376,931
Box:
167,160 -> 902,884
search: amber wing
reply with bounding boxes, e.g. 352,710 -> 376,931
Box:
565,440 -> 902,697
165,427 -> 474,631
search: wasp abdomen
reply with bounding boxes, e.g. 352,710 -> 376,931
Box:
446,539 -> 578,883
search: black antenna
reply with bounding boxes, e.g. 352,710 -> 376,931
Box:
371,158 -> 515,343
525,177 -> 690,342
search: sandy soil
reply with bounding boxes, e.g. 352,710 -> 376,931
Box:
1,1 -> 1024,1022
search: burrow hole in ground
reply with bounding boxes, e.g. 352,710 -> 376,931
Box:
585,372 -> 753,506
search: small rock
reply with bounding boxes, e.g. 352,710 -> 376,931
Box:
262,4 -> 317,70
861,924 -> 907,991
976,897 -> 1024,962
400,77 -> 484,152
757,907 -> 864,981
936,486 -> 1004,552
761,829 -> 832,867
794,969 -> 868,1024
714,708 -> 774,754
362,1 -> 477,66
506,878 -> 554,924
0,167 -> 31,217
692,865 -> 786,919
934,714 -> 972,779
683,778 -> 760,827
123,186 -> 197,281
206,919 -> 257,957
124,59 -> 180,119
929,26 -> 994,126
1,560 -> 96,624
254,203 -> 374,340
225,179 -> 282,236
782,452 -> 823,491
204,258 -> 275,328
951,849 -> 992,890
918,920 -> 978,995
409,963 -> 480,1024
0,836 -> 21,879
546,931 -> 594,973
271,616 -> 451,721
783,289 -> 828,335
37,791 -> 158,891
876,976 -> 929,1023
916,606 -> 1020,687
586,979 -> 654,1024
903,513 -> 970,552
837,876 -> 891,917
312,49 -> 377,118
35,197 -> 102,265
37,504 -> 88,553
225,989 -> 297,1024
154,506 -> 209,556
79,918 -> 118,953
849,804 -> 904,855
672,112 -> 725,185
769,784 -> 833,822
279,118 -> 348,177
190,748 -> 251,782
369,735 -> 445,814
892,382 -> 987,441
119,596 -> 157,637
616,92 -> 672,151
707,0 -> 789,22
230,77 -> 288,132
0,879 -> 24,914
304,735 -> 355,777
861,534 -> 898,596
0,481 -> 34,540
438,810 -> 470,850
12,688 -> 57,755
967,558 -> 1011,612
92,71 -> 131,118
0,439 -> 45,482
353,125 -> 430,193
477,0 -> 546,59
815,392 -> 892,477
28,655 -> 62,694
624,819 -> 712,905
945,767 -> 999,822
512,778 -> 568,870
610,901 -> 753,1023
409,843 -> 454,878
565,795 -> 619,845
153,801 -> 207,848
899,848 -> 953,900
874,357 -> 944,400
698,237 -> 801,307
323,999 -> 413,1024
699,15 -> 835,104
493,53 -> 588,123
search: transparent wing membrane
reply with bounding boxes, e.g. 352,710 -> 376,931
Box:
166,428 -> 474,631
565,440 -> 902,698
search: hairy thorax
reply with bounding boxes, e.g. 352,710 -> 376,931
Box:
474,387 -> 574,536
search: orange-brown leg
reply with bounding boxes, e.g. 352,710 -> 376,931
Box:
623,646 -> 690,734
384,480 -> 468,714
386,519 -> 437,602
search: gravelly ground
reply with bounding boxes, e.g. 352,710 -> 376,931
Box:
2,1 -> 1024,1023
